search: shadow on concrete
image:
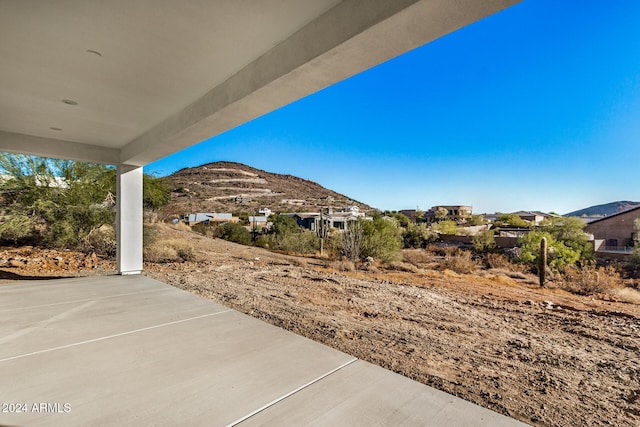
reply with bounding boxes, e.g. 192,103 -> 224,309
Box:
0,269 -> 66,281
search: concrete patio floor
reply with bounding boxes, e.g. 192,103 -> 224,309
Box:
0,275 -> 527,426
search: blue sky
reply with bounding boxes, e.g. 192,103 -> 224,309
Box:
146,0 -> 640,215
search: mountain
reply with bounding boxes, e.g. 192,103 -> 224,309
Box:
161,161 -> 373,216
565,201 -> 640,218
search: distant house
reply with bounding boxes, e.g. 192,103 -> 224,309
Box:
483,213 -> 500,223
258,207 -> 272,217
483,211 -> 555,224
398,210 -> 420,223
235,196 -> 252,203
248,216 -> 269,228
585,206 -> 640,252
326,211 -> 360,230
286,209 -> 366,232
511,211 -> 554,224
186,212 -> 237,226
289,213 -> 320,231
425,205 -> 472,223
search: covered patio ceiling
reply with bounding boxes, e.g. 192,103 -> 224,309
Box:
0,0 -> 520,167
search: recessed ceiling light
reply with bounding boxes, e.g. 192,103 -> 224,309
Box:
61,99 -> 78,105
50,127 -> 63,131
86,49 -> 102,57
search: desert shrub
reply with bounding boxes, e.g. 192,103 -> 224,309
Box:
539,217 -> 594,264
466,215 -> 487,226
337,218 -> 401,263
0,153 -> 171,251
144,244 -> 179,263
386,261 -> 419,273
80,224 -> 116,257
144,239 -> 195,263
558,265 -> 621,295
271,215 -> 298,235
431,220 -> 458,235
268,230 -> 319,254
403,223 -> 437,248
403,249 -> 434,266
324,233 -> 343,259
220,222 -> 251,245
191,222 -> 222,238
360,218 -> 402,263
518,231 -> 584,271
441,249 -> 480,274
32,200 -> 114,248
495,214 -> 529,228
615,287 -> 640,304
143,224 -> 159,247
142,174 -> 170,210
424,244 -> 445,256
472,230 -> 496,252
173,242 -> 196,261
329,259 -> 356,272
191,223 -> 209,236
486,253 -> 515,270
0,214 -> 36,245
254,234 -> 269,248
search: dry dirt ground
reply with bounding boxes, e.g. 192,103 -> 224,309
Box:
2,226 -> 640,426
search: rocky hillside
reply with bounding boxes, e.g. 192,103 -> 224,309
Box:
161,161 -> 373,217
566,201 -> 640,217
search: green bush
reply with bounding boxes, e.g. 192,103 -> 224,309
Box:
271,231 -> 319,254
260,214 -> 319,254
271,215 -> 299,235
220,222 -> 251,245
495,214 -> 529,228
0,153 -> 170,252
0,214 -> 35,245
518,231 -> 580,270
431,220 -> 458,235
466,215 -> 487,226
403,223 -> 437,248
516,216 -> 594,271
472,230 -> 496,252
540,216 -> 594,263
361,218 -> 402,263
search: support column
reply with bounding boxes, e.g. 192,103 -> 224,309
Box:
116,164 -> 143,275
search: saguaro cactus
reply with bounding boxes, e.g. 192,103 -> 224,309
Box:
539,237 -> 548,287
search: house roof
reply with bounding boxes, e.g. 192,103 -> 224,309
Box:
293,213 -> 321,220
188,213 -> 215,223
188,213 -> 233,222
583,205 -> 640,225
214,213 -> 233,220
511,211 -> 546,217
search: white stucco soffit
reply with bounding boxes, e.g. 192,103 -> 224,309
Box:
0,0 -> 520,166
